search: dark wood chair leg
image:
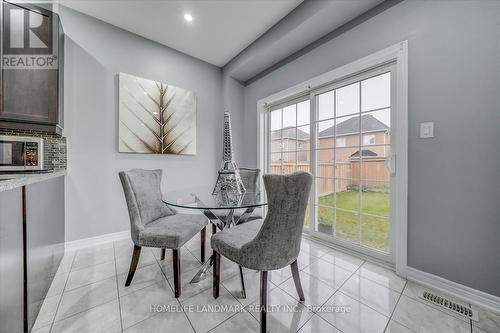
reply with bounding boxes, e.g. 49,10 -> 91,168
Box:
200,226 -> 206,263
212,223 -> 217,234
172,249 -> 181,298
239,266 -> 247,299
260,271 -> 268,333
213,251 -> 221,298
125,245 -> 141,287
290,260 -> 305,301
160,248 -> 166,260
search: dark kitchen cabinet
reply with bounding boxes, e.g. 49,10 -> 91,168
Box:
0,187 -> 24,333
0,1 -> 64,134
0,175 -> 65,333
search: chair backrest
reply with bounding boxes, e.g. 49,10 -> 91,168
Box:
119,169 -> 175,243
243,172 -> 312,270
239,167 -> 261,192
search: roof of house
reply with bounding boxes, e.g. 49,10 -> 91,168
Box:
271,126 -> 309,141
271,114 -> 388,141
350,149 -> 378,157
318,114 -> 388,137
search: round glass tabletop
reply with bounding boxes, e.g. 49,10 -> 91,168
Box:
163,186 -> 267,210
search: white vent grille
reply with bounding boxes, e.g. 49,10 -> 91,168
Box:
418,289 -> 478,321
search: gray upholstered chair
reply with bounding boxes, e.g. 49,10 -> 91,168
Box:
211,172 -> 312,333
119,169 -> 208,298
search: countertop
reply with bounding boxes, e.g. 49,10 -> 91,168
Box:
0,170 -> 67,192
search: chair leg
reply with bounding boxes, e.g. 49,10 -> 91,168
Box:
213,251 -> 221,298
172,249 -> 181,298
260,271 -> 268,333
290,260 -> 305,301
160,248 -> 166,260
239,266 -> 247,299
212,223 -> 217,234
125,245 -> 141,287
200,226 -> 206,263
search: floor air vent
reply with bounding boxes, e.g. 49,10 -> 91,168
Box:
418,289 -> 478,321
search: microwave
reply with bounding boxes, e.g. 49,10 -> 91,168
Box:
0,135 -> 44,171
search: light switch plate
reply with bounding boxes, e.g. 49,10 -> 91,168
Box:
420,122 -> 434,138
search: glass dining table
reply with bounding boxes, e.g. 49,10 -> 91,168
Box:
162,186 -> 267,297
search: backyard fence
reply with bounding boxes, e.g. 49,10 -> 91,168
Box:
271,157 -> 389,196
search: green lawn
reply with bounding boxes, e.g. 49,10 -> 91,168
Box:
312,190 -> 390,252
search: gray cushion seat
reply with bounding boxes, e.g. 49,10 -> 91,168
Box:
211,219 -> 263,269
140,213 -> 209,249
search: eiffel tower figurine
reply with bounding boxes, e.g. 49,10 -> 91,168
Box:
212,112 -> 246,199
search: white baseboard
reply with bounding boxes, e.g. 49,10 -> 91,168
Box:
407,267 -> 500,314
65,230 -> 130,252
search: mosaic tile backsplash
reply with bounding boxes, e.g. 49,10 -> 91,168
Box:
0,128 -> 67,170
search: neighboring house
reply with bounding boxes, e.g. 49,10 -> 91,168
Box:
316,114 -> 390,162
271,126 -> 310,163
271,114 -> 390,163
271,114 -> 390,190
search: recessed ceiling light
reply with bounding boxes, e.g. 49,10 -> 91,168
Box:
184,13 -> 193,22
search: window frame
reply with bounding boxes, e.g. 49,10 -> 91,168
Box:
256,42 -> 408,275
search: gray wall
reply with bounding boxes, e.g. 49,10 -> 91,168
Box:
238,0 -> 500,296
60,7 -> 222,242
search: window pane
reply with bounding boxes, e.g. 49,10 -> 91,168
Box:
335,209 -> 359,243
335,114 -> 360,147
270,130 -> 282,153
361,181 -> 389,217
282,134 -> 297,152
317,205 -> 334,236
359,153 -> 390,181
317,118 -> 334,135
270,153 -> 282,174
283,105 -> 296,128
281,151 -> 310,174
270,109 -> 282,130
316,149 -> 333,164
361,214 -> 389,252
282,151 -> 296,164
316,178 -> 334,202
361,72 -> 390,112
297,150 -> 310,166
361,109 -> 390,133
317,156 -> 334,178
297,125 -> 310,151
335,184 -> 359,212
336,82 -> 359,117
297,100 -> 310,126
318,90 -> 334,120
335,137 -> 346,148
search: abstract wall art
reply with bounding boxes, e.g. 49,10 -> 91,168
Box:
118,72 -> 196,155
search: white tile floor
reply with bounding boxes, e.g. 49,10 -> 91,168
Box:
32,234 -> 499,333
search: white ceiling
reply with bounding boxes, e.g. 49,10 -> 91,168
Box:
60,0 -> 303,67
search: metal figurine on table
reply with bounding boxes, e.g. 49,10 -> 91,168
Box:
212,112 -> 246,200
187,112 -> 252,299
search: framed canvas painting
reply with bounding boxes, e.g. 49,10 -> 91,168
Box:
118,72 -> 196,155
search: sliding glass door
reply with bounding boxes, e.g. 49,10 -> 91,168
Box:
267,65 -> 396,262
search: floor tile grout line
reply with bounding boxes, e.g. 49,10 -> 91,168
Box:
382,280 -> 409,333
354,260 -> 406,294
312,262 -> 364,333
112,241 -> 124,333
48,252 -> 76,333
